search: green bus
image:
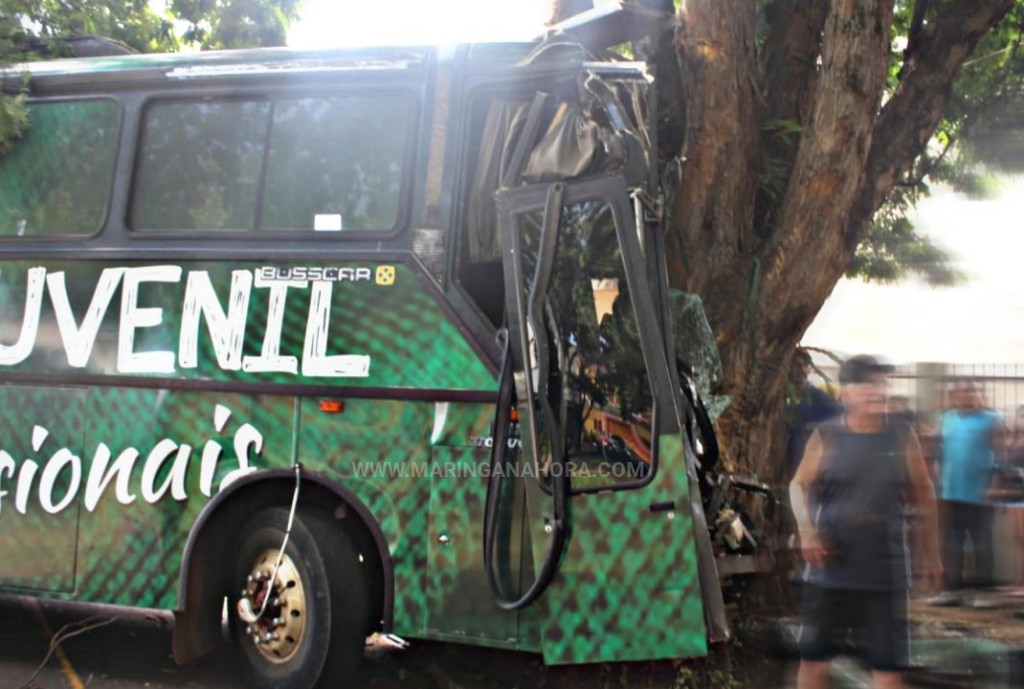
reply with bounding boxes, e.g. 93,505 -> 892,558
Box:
0,6 -> 771,689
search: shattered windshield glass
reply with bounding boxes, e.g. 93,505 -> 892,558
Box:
670,289 -> 728,420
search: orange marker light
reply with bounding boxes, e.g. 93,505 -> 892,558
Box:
510,409 -> 519,423
319,400 -> 345,414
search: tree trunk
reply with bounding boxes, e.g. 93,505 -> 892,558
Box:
666,0 -> 1014,488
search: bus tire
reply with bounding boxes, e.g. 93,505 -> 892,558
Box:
229,507 -> 368,689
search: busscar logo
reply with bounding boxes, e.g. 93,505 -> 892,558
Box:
258,266 -> 372,283
375,265 -> 396,286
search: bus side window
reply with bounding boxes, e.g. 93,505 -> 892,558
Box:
261,96 -> 409,232
0,99 -> 120,237
132,95 -> 411,233
133,100 -> 269,232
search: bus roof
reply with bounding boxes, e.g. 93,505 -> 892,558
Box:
3,45 -> 421,80
1,2 -> 672,93
0,42 -> 564,93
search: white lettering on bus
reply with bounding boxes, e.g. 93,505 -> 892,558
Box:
180,270 -> 252,371
118,266 -> 182,374
199,403 -> 233,497
47,268 -> 124,368
140,438 -> 191,503
0,404 -> 264,515
302,282 -> 370,377
0,267 -> 46,365
0,266 -> 375,377
85,444 -> 139,509
224,422 -> 261,488
241,273 -> 304,375
0,451 -> 14,511
38,447 -> 82,513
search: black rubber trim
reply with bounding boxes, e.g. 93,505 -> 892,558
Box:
0,372 -> 495,403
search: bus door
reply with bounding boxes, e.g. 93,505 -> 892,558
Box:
491,175 -> 714,663
0,382 -> 86,592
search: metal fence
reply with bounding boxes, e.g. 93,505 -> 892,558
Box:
810,362 -> 1024,428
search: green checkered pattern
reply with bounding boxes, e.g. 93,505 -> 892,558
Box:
0,260 -> 709,664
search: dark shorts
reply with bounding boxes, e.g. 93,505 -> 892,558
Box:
798,585 -> 909,672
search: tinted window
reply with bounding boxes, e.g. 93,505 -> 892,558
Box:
262,96 -> 409,231
515,201 -> 653,491
0,100 -> 119,237
133,95 -> 410,233
133,100 -> 269,231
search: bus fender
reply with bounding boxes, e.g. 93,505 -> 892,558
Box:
171,467 -> 394,665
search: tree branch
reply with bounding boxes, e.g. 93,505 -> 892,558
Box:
758,0 -> 896,345
849,0 -> 1014,247
900,0 -> 930,77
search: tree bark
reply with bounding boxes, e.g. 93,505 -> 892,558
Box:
667,0 -> 1013,484
670,0 -> 761,415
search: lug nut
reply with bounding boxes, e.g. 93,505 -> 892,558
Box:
272,617 -> 283,627
246,625 -> 254,635
247,574 -> 254,583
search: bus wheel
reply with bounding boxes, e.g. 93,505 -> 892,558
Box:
230,507 -> 368,689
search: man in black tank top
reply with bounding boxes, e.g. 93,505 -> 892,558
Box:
790,355 -> 942,689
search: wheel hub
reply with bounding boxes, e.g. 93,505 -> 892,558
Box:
237,548 -> 306,663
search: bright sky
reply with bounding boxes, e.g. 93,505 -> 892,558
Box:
288,0 -> 552,47
289,1 -> 1024,367
805,177 -> 1024,365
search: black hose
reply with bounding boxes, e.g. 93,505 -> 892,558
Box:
483,331 -> 570,610
483,183 -> 570,610
677,358 -> 719,474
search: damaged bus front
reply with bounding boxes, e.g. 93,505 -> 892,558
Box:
0,5 -> 772,688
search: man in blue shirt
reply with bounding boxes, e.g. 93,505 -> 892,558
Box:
929,378 -> 1006,607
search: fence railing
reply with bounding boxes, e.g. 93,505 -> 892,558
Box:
810,362 -> 1024,427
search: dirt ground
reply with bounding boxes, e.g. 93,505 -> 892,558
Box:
908,588 -> 1024,645
2,590 -> 1019,689
354,593 -> 1024,689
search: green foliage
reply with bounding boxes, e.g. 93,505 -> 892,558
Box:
0,0 -> 304,167
0,88 -> 28,155
170,0 -> 303,50
0,0 -> 303,57
850,181 -> 966,287
843,0 -> 1024,286
0,1 -> 177,56
947,1 -> 1024,174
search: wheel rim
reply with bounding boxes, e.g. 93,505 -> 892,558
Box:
238,548 -> 307,663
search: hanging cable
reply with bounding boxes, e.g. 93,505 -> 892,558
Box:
236,463 -> 302,624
